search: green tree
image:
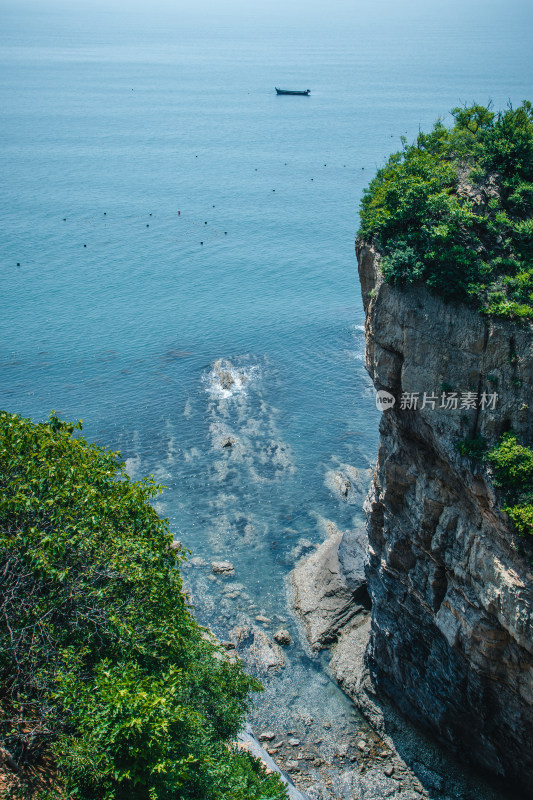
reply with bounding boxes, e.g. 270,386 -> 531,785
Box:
0,411 -> 287,800
358,101 -> 533,318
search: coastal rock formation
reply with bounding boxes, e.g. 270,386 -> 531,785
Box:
290,524 -> 369,649
354,240 -> 533,792
230,625 -> 285,673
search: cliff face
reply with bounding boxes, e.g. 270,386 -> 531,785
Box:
356,241 -> 533,792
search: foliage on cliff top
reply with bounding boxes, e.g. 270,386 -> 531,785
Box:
358,101 -> 533,319
0,410 -> 288,800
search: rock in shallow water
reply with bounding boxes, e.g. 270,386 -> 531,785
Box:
211,560 -> 234,574
230,625 -> 285,673
273,628 -> 291,645
290,523 -> 370,649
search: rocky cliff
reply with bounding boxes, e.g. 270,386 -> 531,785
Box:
355,240 -> 533,793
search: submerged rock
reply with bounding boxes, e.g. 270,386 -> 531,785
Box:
189,556 -> 207,567
324,462 -> 373,505
230,625 -> 285,673
334,474 -> 351,497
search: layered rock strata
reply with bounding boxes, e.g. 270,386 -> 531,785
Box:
355,240 -> 533,792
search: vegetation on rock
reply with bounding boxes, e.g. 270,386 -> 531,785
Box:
358,101 -> 533,318
0,411 -> 288,800
456,431 -> 533,539
487,432 -> 533,538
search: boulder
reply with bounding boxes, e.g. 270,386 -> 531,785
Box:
211,561 -> 234,575
290,525 -> 370,649
273,629 -> 291,645
230,625 -> 285,673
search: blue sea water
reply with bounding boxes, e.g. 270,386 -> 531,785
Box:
1,1 -> 533,792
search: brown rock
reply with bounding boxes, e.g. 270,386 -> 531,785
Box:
211,561 -> 234,575
273,628 -> 291,645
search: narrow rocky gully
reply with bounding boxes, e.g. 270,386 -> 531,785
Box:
178,360 -> 515,800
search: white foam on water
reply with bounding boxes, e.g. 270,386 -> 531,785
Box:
203,358 -> 258,399
345,323 -> 366,361
124,453 -> 141,479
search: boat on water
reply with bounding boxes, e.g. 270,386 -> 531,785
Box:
275,88 -> 310,96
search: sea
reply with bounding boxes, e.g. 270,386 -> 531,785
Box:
1,1 -> 532,796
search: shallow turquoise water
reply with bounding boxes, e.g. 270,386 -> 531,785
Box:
1,2 -> 532,786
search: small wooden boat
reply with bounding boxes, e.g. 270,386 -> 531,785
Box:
275,88 -> 310,96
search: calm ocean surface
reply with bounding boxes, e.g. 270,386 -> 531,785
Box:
1,1 -> 532,790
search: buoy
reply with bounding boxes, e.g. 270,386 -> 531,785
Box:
178,211 -> 180,216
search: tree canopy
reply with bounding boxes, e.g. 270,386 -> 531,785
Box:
0,410 -> 287,800
358,101 -> 533,318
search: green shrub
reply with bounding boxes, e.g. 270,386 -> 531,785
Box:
504,504 -> 533,538
0,411 -> 287,800
456,436 -> 487,460
486,432 -> 533,540
358,101 -> 533,318
487,432 -> 533,489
